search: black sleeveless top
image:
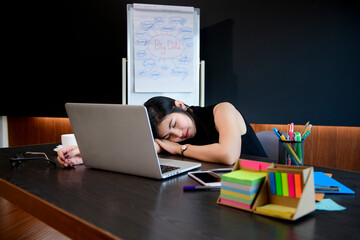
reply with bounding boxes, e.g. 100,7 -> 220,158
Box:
180,105 -> 268,158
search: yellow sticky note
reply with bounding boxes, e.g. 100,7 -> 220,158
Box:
256,204 -> 296,219
220,189 -> 256,201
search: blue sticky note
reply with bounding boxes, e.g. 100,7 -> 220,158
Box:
315,199 -> 346,211
269,172 -> 276,195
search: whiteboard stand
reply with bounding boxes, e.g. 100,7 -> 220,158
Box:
200,60 -> 205,107
122,58 -> 127,105
121,58 -> 205,107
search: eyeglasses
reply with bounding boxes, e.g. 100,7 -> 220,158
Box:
9,152 -> 57,168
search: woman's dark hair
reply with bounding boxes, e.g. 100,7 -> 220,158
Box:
144,96 -> 194,139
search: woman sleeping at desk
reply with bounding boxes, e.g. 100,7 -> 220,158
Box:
57,96 -> 267,167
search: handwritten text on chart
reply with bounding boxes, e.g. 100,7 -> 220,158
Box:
133,8 -> 194,92
148,34 -> 185,58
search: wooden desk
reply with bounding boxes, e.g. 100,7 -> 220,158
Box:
1,144 -> 359,239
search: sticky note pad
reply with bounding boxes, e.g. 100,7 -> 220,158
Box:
288,173 -> 295,197
281,173 -> 289,197
220,189 -> 256,201
275,172 -> 282,196
269,172 -> 276,195
240,159 -> 260,171
221,181 -> 261,195
220,193 -> 253,205
219,198 -> 252,209
221,185 -> 260,196
222,170 -> 267,186
294,174 -> 302,198
260,162 -> 271,171
256,204 -> 296,219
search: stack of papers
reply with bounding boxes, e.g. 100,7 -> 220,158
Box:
219,170 -> 267,209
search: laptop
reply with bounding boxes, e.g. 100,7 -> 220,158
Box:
65,103 -> 201,179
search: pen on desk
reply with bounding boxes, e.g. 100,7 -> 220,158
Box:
315,187 -> 340,191
183,186 -> 221,191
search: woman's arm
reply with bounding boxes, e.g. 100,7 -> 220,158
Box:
155,102 -> 246,165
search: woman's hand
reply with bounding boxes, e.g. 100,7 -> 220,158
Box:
154,140 -> 162,153
57,145 -> 83,167
155,139 -> 181,155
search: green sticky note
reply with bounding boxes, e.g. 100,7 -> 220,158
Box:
275,172 -> 283,196
222,170 -> 267,186
281,173 -> 289,197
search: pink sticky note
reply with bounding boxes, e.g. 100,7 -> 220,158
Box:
220,198 -> 252,209
240,159 -> 260,171
260,163 -> 271,171
288,173 -> 295,197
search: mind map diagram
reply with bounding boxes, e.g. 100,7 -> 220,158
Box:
133,10 -> 195,92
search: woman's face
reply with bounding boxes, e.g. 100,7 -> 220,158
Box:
157,112 -> 196,142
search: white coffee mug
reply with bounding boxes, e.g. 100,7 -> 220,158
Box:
61,134 -> 78,147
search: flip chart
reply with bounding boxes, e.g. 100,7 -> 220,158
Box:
132,4 -> 195,92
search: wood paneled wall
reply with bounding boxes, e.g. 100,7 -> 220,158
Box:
251,124 -> 360,172
7,117 -> 73,147
6,117 -> 360,172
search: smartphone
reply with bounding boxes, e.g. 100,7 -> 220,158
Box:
188,171 -> 222,186
209,168 -> 233,177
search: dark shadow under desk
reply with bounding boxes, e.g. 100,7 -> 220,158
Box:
1,143 -> 359,240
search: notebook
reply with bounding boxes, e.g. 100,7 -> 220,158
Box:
65,103 -> 201,179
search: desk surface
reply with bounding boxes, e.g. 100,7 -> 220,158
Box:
1,144 -> 360,240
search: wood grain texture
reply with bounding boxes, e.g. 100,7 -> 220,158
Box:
0,197 -> 69,240
0,179 -> 120,240
6,117 -> 360,171
251,124 -> 360,172
1,144 -> 360,240
7,117 -> 73,147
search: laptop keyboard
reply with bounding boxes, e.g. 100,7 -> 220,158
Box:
160,165 -> 180,173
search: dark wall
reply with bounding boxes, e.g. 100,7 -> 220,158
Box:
2,0 -> 359,126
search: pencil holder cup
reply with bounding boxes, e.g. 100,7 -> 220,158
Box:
278,140 -> 304,166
